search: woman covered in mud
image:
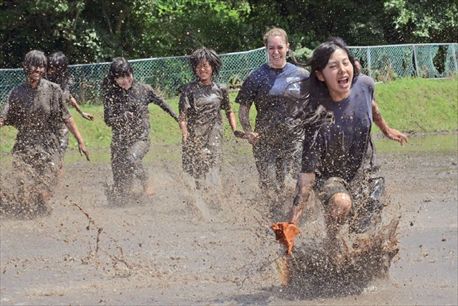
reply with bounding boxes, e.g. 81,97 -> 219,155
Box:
179,48 -> 237,189
235,27 -> 310,207
47,51 -> 94,165
288,37 -> 408,248
0,50 -> 90,217
103,57 -> 178,201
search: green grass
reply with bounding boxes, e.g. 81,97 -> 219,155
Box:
1,78 -> 457,154
374,133 -> 458,153
374,77 -> 458,133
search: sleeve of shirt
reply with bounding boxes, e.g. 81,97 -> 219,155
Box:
235,71 -> 257,108
57,87 -> 71,122
366,75 -> 375,100
103,92 -> 118,127
301,126 -> 323,173
61,87 -> 71,104
178,85 -> 191,115
147,85 -> 178,121
360,74 -> 375,118
0,90 -> 14,126
219,85 -> 231,112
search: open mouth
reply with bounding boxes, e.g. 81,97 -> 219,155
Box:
337,77 -> 350,87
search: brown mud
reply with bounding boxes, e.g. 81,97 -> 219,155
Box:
0,142 -> 457,305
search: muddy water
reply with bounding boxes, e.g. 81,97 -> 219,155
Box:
0,135 -> 457,305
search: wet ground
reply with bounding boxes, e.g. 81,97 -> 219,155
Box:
0,138 -> 457,305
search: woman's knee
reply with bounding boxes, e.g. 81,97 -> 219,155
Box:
329,192 -> 352,216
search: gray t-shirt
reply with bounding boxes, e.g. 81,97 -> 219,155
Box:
301,74 -> 375,182
235,63 -> 309,144
104,80 -> 177,144
1,79 -> 71,153
179,81 -> 231,139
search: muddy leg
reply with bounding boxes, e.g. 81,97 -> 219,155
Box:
325,192 -> 352,262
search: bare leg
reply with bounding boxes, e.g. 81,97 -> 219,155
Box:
325,192 -> 352,262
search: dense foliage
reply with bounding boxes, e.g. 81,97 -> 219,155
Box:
0,0 -> 456,67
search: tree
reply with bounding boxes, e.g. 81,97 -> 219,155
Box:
0,0 -> 103,67
383,0 -> 457,43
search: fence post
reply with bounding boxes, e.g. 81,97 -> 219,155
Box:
451,43 -> 458,73
366,47 -> 372,78
412,44 -> 419,77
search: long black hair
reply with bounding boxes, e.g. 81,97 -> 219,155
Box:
189,48 -> 222,78
102,57 -> 133,92
307,37 -> 360,98
47,51 -> 70,88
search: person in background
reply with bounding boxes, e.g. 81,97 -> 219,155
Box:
178,47 -> 237,189
0,50 -> 89,217
102,57 -> 178,202
235,27 -> 310,215
47,51 -> 94,165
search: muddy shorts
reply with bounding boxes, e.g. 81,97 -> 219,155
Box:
316,177 -> 349,206
316,170 -> 382,209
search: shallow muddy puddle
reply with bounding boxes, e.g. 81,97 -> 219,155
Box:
1,134 -> 457,305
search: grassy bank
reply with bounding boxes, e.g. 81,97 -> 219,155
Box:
373,77 -> 457,133
0,77 -> 456,154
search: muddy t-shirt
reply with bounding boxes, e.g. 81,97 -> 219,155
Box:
104,81 -> 177,143
301,74 -> 375,182
179,81 -> 230,138
235,63 -> 309,143
0,79 -> 71,153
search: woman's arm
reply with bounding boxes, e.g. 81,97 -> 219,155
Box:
178,112 -> 189,143
372,100 -> 408,145
64,116 -> 90,161
225,110 -> 237,132
239,104 -> 259,145
149,90 -> 178,122
69,95 -> 94,121
289,172 -> 316,225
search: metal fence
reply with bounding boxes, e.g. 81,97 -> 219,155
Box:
349,43 -> 458,81
0,47 -> 268,104
0,43 -> 456,104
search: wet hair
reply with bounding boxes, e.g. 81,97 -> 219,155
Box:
23,50 -> 47,72
108,57 -> 133,79
307,37 -> 360,97
308,37 -> 359,79
102,57 -> 133,92
263,27 -> 289,46
189,47 -> 222,77
47,51 -> 69,87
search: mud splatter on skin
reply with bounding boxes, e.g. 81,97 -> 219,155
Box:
275,181 -> 402,298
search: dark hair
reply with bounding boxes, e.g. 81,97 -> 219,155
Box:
23,50 -> 47,72
102,57 -> 133,92
308,37 -> 360,97
189,48 -> 222,77
47,51 -> 69,87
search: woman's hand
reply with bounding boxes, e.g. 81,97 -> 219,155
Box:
383,127 -> 408,145
245,132 -> 260,145
81,112 -> 94,121
78,142 -> 90,161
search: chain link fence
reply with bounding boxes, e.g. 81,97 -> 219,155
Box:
0,47 -> 267,105
349,43 -> 458,81
0,43 -> 456,105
